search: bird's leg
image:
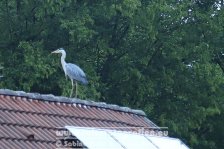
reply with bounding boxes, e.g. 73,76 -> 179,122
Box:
75,81 -> 78,98
70,79 -> 74,98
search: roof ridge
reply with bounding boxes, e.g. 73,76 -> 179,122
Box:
0,89 -> 146,116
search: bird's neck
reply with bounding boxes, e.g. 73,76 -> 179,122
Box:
61,54 -> 67,73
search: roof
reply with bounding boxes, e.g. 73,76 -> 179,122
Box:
64,126 -> 189,149
0,89 -> 157,149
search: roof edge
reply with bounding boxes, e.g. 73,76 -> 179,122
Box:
0,89 -> 146,116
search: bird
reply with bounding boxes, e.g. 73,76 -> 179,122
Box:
51,48 -> 88,97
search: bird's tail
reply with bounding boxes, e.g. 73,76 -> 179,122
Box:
81,78 -> 88,85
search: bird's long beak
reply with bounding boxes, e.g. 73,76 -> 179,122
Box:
51,50 -> 58,54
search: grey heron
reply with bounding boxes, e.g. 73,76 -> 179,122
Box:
52,48 -> 88,97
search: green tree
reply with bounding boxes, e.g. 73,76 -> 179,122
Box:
0,0 -> 223,148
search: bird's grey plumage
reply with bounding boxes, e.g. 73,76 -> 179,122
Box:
65,63 -> 88,84
52,48 -> 88,97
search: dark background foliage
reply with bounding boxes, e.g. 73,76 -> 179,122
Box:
0,0 -> 224,148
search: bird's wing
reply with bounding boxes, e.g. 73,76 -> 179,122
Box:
65,63 -> 88,84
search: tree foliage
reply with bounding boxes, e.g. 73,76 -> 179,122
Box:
0,0 -> 224,148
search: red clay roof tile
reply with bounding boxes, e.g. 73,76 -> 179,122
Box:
0,89 -> 157,148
